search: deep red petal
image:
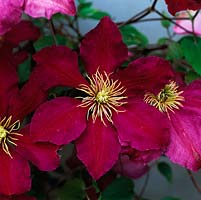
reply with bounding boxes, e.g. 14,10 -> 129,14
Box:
0,0 -> 23,35
113,56 -> 175,96
30,97 -> 87,145
4,20 -> 40,46
113,99 -> 170,151
166,80 -> 201,170
15,126 -> 60,171
0,48 -> 18,116
0,149 -> 30,195
0,195 -> 36,200
76,118 -> 121,180
114,155 -> 149,179
165,0 -> 201,15
8,71 -> 47,121
80,16 -> 128,75
33,45 -> 87,90
24,0 -> 76,18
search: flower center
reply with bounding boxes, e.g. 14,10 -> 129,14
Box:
0,116 -> 22,158
144,81 -> 185,116
77,70 -> 127,125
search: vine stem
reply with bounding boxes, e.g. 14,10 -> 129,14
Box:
187,170 -> 201,194
49,19 -> 58,45
118,0 -> 159,27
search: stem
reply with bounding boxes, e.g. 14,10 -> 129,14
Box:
139,172 -> 150,198
154,9 -> 195,35
118,7 -> 151,27
49,20 -> 58,45
187,170 -> 201,194
118,0 -> 159,27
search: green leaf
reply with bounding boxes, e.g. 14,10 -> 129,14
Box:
167,42 -> 183,60
120,25 -> 148,47
180,36 -> 201,75
78,2 -> 110,20
157,162 -> 172,183
101,177 -> 134,200
185,70 -> 201,83
34,34 -> 72,51
18,56 -> 31,85
58,179 -> 86,200
157,37 -> 169,45
160,197 -> 181,200
161,12 -> 171,28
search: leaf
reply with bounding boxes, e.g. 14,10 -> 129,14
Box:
120,25 -> 148,47
160,197 -> 181,200
18,56 -> 31,85
34,35 -> 72,51
78,1 -> 110,20
185,70 -> 201,83
58,179 -> 86,200
101,177 -> 134,200
157,162 -> 172,183
161,12 -> 171,28
167,42 -> 183,60
180,36 -> 201,75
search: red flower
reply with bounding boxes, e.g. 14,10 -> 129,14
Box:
0,0 -> 76,35
0,46 -> 59,195
143,70 -> 201,171
30,17 -> 171,179
114,148 -> 160,179
165,0 -> 201,15
0,20 -> 40,73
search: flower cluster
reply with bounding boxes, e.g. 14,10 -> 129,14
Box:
1,0 -> 201,198
0,0 -> 76,34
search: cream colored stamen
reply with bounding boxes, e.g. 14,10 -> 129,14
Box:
77,70 -> 127,125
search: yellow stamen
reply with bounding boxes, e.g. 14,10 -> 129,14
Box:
0,116 -> 22,158
144,81 -> 185,117
77,70 -> 127,125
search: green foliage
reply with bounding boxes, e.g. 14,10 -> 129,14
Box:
180,36 -> 201,75
167,42 -> 183,61
161,12 -> 171,29
57,179 -> 86,200
160,197 -> 181,200
120,25 -> 149,47
34,34 -> 73,51
185,70 -> 201,83
78,0 -> 110,20
157,162 -> 172,183
100,177 -> 135,200
18,56 -> 31,85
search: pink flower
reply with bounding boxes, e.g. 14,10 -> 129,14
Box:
0,0 -> 76,35
173,11 -> 201,35
30,17 -> 171,179
0,45 -> 59,195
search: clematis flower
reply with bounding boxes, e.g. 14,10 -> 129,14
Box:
114,148 -> 160,179
143,70 -> 201,171
30,17 -> 172,179
0,20 -> 40,65
0,46 -> 60,195
173,11 -> 201,35
165,0 -> 201,15
0,0 -> 76,35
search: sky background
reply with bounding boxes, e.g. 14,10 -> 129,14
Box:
79,0 -> 170,43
